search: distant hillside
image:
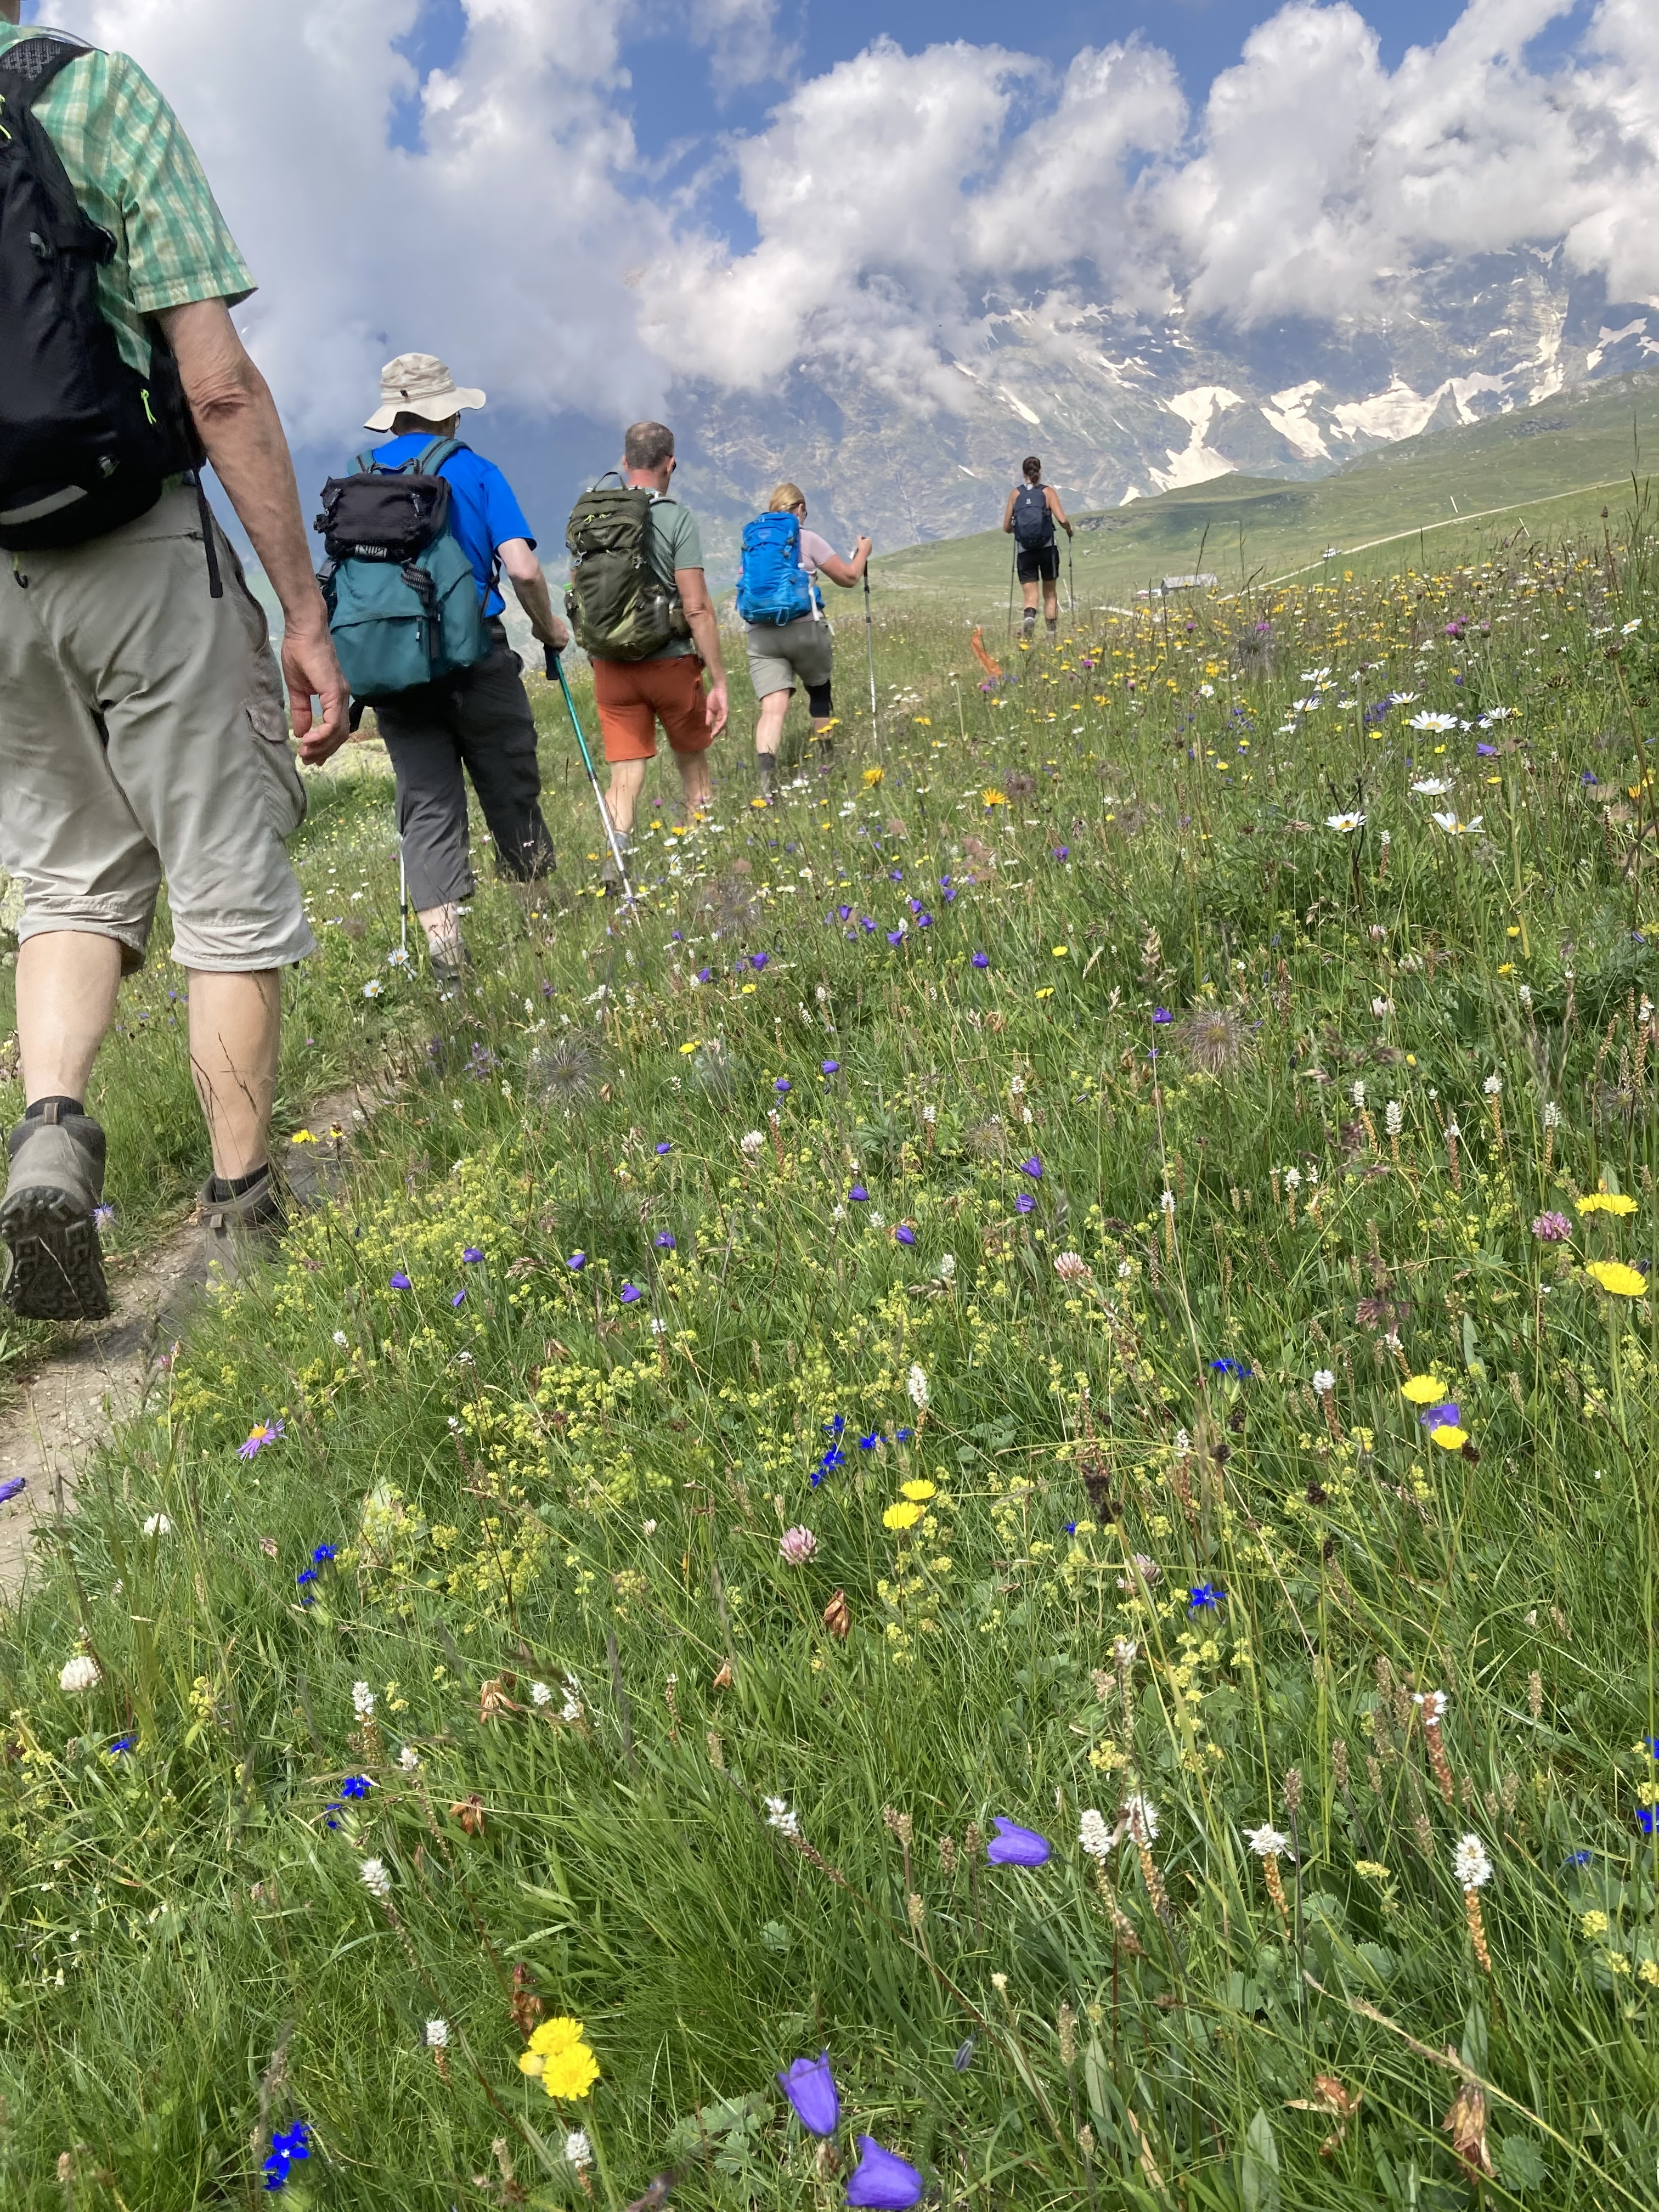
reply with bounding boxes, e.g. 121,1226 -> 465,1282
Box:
868,369 -> 1659,619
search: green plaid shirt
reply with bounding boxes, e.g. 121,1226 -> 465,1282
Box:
0,24 -> 253,374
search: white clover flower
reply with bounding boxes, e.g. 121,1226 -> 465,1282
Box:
359,1857 -> 392,1900
1454,1833 -> 1492,1889
332,1329 -> 349,1347
1482,1074 -> 1502,1096
352,1681 -> 376,1721
561,1673 -> 584,1724
398,1746 -> 421,1772
142,1513 -> 172,1537
1113,1636 -> 1139,1666
1385,1101 -> 1404,1136
765,1795 -> 801,1839
1312,1369 -> 1335,1396
1351,1080 -> 1366,1109
58,1654 -> 100,1695
1124,1793 -> 1159,1845
531,1681 -> 553,1707
740,1130 -> 766,1158
1245,1824 -> 1292,1858
425,2017 -> 450,2049
1079,1808 -> 1114,1860
906,1363 -> 929,1411
565,2130 -> 594,2171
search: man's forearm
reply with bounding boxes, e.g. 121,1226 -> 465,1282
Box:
511,569 -> 560,640
687,606 -> 725,682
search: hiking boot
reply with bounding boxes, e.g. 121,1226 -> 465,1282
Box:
428,939 -> 469,991
757,754 -> 780,804
201,1165 -> 285,1290
815,736 -> 836,771
599,843 -> 631,896
0,1107 -> 111,1321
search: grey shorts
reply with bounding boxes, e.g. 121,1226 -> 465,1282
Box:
744,613 -> 834,701
0,487 -> 313,974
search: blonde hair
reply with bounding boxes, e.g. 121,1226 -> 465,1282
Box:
768,482 -> 807,513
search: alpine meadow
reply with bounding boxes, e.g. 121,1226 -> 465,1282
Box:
1,489 -> 1658,2208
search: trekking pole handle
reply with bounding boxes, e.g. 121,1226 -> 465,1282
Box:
544,643 -> 561,680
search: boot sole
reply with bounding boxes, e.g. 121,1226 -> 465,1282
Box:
0,1184 -> 111,1322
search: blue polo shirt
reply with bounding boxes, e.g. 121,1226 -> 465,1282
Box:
368,435 -> 534,620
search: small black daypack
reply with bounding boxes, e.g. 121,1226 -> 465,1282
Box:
1011,482 -> 1054,551
0,33 -> 203,556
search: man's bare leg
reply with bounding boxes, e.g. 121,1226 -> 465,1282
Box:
15,931 -> 122,1103
187,969 -> 280,1182
755,691 -> 789,800
604,758 -> 648,840
675,748 -> 712,817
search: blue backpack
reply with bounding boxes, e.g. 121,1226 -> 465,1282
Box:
315,437 -> 492,700
736,510 -> 818,627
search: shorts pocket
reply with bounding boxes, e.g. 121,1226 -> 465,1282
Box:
245,689 -> 307,841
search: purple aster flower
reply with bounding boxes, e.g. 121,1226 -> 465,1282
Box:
986,1816 -> 1051,1867
239,1418 -> 285,1460
462,1247 -> 484,1263
777,2051 -> 839,2135
1020,1156 -> 1042,1180
389,1272 -> 411,1290
895,1224 -> 916,1246
846,2137 -> 924,2210
972,951 -> 990,969
620,1283 -> 643,1305
654,1231 -> 676,1249
0,1476 -> 24,1506
1532,1211 -> 1571,1242
821,1059 -> 840,1076
567,1251 -> 587,1271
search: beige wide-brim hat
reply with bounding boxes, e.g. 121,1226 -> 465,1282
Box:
364,352 -> 486,432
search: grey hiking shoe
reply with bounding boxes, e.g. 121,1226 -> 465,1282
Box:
0,1107 -> 111,1322
201,1166 -> 285,1290
757,754 -> 780,804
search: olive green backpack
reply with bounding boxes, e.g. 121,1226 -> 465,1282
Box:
564,474 -> 691,661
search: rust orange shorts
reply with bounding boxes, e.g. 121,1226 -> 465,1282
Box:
592,654 -> 713,764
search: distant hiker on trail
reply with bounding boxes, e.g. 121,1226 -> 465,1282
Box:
0,13 -> 348,1316
565,422 -> 727,881
320,354 -> 566,989
1003,456 -> 1072,643
738,483 -> 871,803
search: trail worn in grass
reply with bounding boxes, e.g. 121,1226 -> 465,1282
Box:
5,522 -> 1659,2210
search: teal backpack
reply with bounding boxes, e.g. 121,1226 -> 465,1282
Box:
315,438 -> 491,700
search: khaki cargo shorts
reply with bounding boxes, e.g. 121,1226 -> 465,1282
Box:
0,486 -> 314,974
744,612 -> 834,701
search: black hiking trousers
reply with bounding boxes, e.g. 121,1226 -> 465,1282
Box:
373,618 -> 555,910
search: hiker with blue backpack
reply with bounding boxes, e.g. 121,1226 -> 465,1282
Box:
316,354 -> 565,987
738,484 -> 871,804
1002,456 -> 1072,645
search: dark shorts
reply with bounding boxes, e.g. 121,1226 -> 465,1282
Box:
1016,543 -> 1060,585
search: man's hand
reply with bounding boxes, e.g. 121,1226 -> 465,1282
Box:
704,677 -> 729,740
284,612 -> 349,764
539,615 -> 571,653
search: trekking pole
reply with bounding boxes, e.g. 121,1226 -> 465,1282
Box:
863,573 -> 882,760
1067,533 -> 1075,618
397,847 -> 408,961
545,646 -> 635,906
1007,539 -> 1016,646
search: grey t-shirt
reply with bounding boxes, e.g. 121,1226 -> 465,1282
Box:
646,495 -> 703,660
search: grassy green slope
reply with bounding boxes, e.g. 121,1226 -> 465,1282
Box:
876,370 -> 1659,617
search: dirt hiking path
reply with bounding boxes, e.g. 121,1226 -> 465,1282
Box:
0,1082 -> 384,1607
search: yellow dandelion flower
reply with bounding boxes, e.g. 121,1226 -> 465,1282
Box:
1052,945 -> 1069,958
1578,1192 -> 1638,1216
1400,1375 -> 1447,1404
912,715 -> 932,726
679,1041 -> 699,1056
1587,1259 -> 1646,1297
1035,986 -> 1056,1000
982,788 -> 1008,808
521,2017 -> 600,2101
1430,1423 -> 1470,1450
882,1500 -> 924,1532
900,1479 -> 937,1502
289,1128 -> 318,1146
863,766 -> 884,786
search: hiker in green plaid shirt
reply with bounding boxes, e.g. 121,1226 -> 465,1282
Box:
0,8 -> 347,1319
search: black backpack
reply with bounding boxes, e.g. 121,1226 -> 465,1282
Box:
1011,482 -> 1054,550
0,34 -> 202,557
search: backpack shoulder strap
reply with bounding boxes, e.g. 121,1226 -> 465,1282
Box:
413,437 -> 466,475
0,35 -> 94,115
349,449 -> 379,476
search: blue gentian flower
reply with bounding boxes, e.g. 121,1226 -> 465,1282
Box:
263,2119 -> 311,2192
1064,1520 -> 1077,1536
1209,1357 -> 1251,1380
826,1414 -> 846,1436
1641,1808 -> 1658,1836
340,1774 -> 373,1799
1565,1850 -> 1593,1867
986,1817 -> 1051,1866
895,1427 -> 913,1442
312,1545 -> 336,1565
1189,1582 -> 1221,1609
859,1432 -> 881,1449
778,2051 -> 839,2135
110,1735 -> 134,1754
846,2136 -> 924,2210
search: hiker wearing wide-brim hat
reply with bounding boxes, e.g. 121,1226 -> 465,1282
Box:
319,354 -> 568,989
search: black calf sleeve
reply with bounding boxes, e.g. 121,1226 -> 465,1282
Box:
806,682 -> 834,720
